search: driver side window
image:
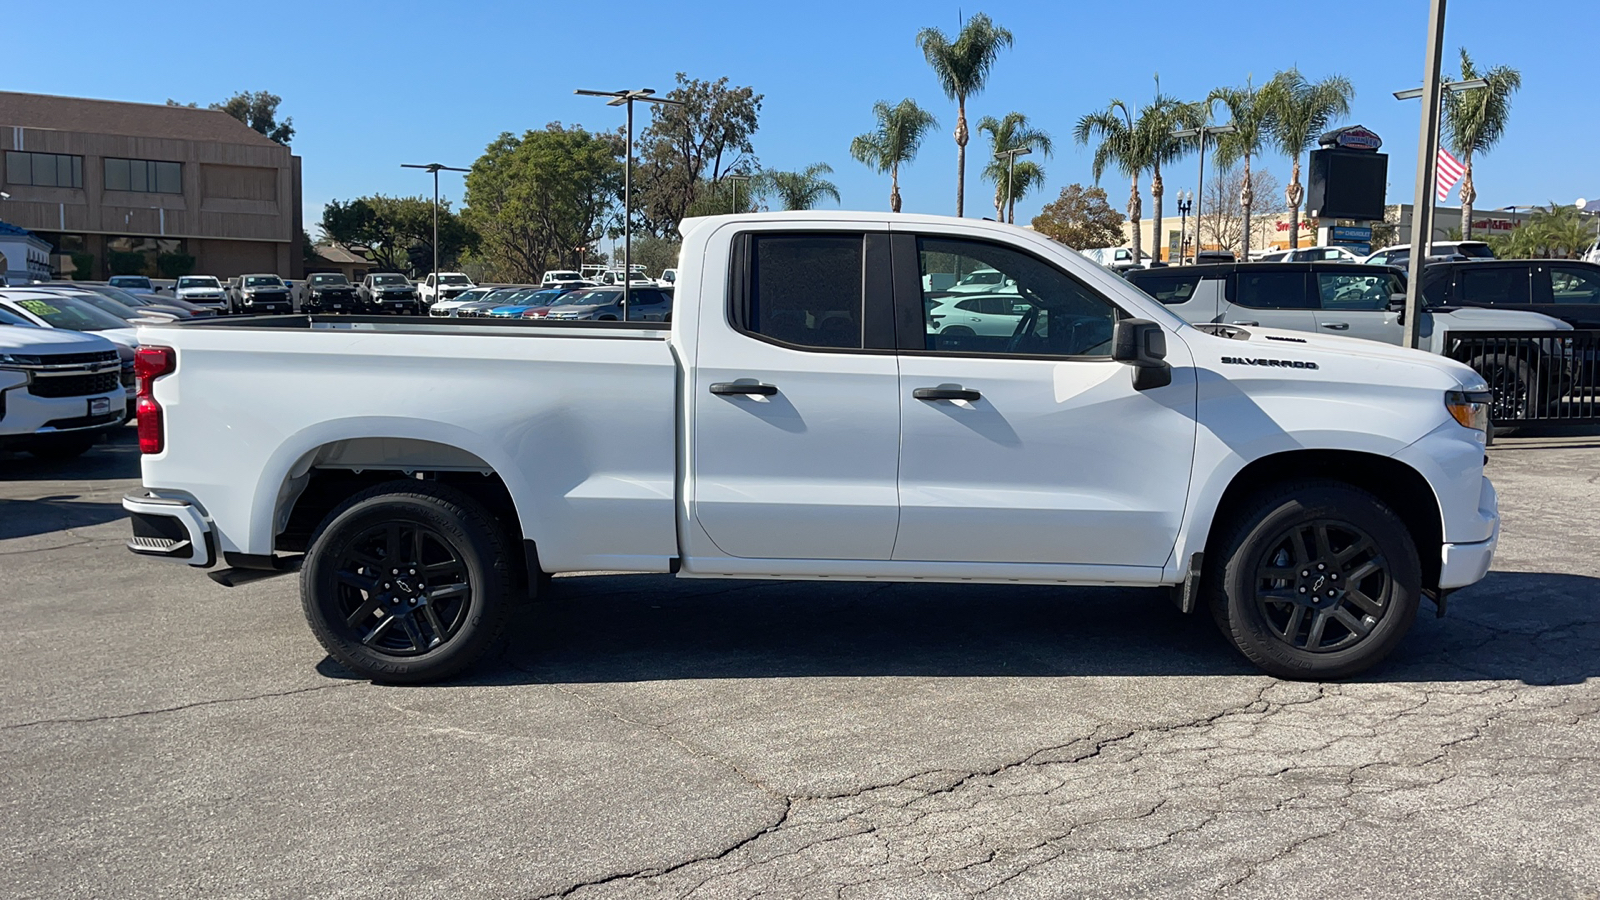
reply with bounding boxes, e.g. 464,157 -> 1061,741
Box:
918,237 -> 1119,357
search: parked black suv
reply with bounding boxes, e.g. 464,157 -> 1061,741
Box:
1421,259 -> 1600,328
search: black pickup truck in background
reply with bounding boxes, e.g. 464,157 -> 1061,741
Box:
295,273 -> 359,313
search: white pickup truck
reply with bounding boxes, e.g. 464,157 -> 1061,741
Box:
123,212 -> 1500,684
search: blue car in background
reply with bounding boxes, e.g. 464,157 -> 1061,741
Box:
485,284 -> 584,318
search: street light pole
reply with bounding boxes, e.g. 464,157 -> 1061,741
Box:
1392,11 -> 1488,349
576,88 -> 685,321
1173,122 -> 1235,261
724,173 -> 752,214
1176,191 -> 1193,263
402,163 -> 469,310
995,147 -> 1031,223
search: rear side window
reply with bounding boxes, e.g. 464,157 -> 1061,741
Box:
1457,267 -> 1528,305
1316,271 -> 1399,310
1234,271 -> 1313,309
1130,272 -> 1203,304
744,234 -> 863,350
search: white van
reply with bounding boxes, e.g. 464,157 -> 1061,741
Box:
1080,247 -> 1150,272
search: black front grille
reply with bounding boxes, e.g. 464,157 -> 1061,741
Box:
30,371 -> 121,398
5,349 -> 119,367
42,411 -> 123,430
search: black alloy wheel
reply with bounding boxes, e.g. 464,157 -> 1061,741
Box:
1251,519 -> 1394,653
300,481 -> 519,683
1208,480 -> 1420,680
332,522 -> 473,655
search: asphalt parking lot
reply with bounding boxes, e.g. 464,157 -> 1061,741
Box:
2,427 -> 1598,899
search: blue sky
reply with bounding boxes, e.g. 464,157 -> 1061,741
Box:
11,0 -> 1596,234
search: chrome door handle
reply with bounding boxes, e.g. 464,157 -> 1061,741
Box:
913,387 -> 981,402
710,382 -> 777,396
1320,323 -> 1350,330
1231,320 -> 1259,326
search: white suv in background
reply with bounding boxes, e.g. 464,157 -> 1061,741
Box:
0,307 -> 129,459
417,273 -> 475,309
172,275 -> 228,309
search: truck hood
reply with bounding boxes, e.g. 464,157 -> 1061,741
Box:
1188,323 -> 1486,390
0,326 -> 118,353
1433,306 -> 1573,331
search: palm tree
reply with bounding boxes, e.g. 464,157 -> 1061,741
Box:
1136,79 -> 1192,263
1075,100 -> 1148,264
1263,68 -> 1354,250
1210,77 -> 1275,259
1442,49 -> 1522,240
758,163 -> 842,211
916,13 -> 1014,217
850,99 -> 939,213
978,112 -> 1052,222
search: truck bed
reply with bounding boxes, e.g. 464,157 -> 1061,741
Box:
135,314 -> 680,573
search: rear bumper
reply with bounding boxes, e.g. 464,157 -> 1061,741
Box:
123,491 -> 215,567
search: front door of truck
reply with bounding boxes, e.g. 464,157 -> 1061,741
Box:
890,231 -> 1198,567
691,228 -> 903,560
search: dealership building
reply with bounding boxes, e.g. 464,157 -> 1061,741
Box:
0,91 -> 303,280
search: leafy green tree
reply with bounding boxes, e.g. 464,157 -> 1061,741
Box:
170,91 -> 294,145
1210,77 -> 1275,259
1031,183 -> 1126,249
916,12 -> 1014,217
609,234 -> 682,276
977,112 -> 1051,223
463,124 -> 622,282
1137,81 -> 1193,263
850,99 -> 939,212
1075,100 -> 1148,263
1488,204 -> 1595,258
758,163 -> 841,211
1263,68 -> 1354,249
320,195 -> 475,273
634,74 -> 764,237
1442,49 -> 1523,239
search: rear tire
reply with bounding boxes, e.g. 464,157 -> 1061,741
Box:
300,480 -> 519,684
1206,480 -> 1421,680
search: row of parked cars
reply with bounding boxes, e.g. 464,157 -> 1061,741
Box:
428,281 -> 675,322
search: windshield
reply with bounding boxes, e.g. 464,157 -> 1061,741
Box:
0,306 -> 32,326
1456,243 -> 1495,259
439,275 -> 470,285
75,295 -> 143,321
80,285 -> 149,306
452,289 -> 490,303
109,276 -> 151,287
310,274 -> 347,285
373,275 -> 407,286
244,276 -> 283,287
557,290 -> 617,307
545,271 -> 579,281
177,277 -> 219,289
7,295 -> 131,331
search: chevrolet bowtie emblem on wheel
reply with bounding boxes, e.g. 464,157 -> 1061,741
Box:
1220,356 -> 1320,369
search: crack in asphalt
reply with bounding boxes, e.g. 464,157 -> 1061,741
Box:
0,682 -> 359,730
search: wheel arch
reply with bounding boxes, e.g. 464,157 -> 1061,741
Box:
251,421 -> 545,574
1198,449 -> 1444,591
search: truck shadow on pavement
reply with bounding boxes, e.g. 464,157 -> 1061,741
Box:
0,496 -> 129,540
0,426 -> 141,483
455,569 -> 1600,688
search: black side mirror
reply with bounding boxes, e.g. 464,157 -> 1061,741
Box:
1112,318 -> 1172,391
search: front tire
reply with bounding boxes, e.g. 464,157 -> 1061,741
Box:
300,481 -> 518,684
1207,480 -> 1421,680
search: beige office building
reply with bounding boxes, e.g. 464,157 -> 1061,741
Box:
0,91 -> 303,280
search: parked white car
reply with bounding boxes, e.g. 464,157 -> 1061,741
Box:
171,275 -> 227,309
926,294 -> 1026,337
1256,246 -> 1365,264
1081,247 -> 1153,272
417,273 -> 475,308
657,268 -> 679,288
0,289 -> 140,349
126,211 -> 1497,687
1363,241 -> 1495,267
0,307 -> 129,459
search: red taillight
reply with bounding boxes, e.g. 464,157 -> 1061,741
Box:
135,346 -> 176,454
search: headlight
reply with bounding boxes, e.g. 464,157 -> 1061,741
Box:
1446,389 -> 1492,433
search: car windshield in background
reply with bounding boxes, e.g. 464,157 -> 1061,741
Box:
0,306 -> 34,326
373,275 -> 407,286
439,275 -> 470,285
1458,243 -> 1495,259
1127,272 -> 1202,305
559,290 -> 619,307
109,276 -> 151,288
82,285 -> 151,306
311,275 -> 346,285
9,296 -> 130,331
244,276 -> 282,287
73,295 -> 141,320
177,277 -> 219,289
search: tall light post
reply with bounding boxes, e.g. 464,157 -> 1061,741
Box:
723,172 -> 752,214
576,88 -> 684,321
1394,12 -> 1489,352
996,147 -> 1032,224
1176,191 -> 1193,263
401,162 -> 470,306
1172,122 -> 1235,260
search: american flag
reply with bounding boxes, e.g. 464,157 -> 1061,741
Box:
1436,147 -> 1466,202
